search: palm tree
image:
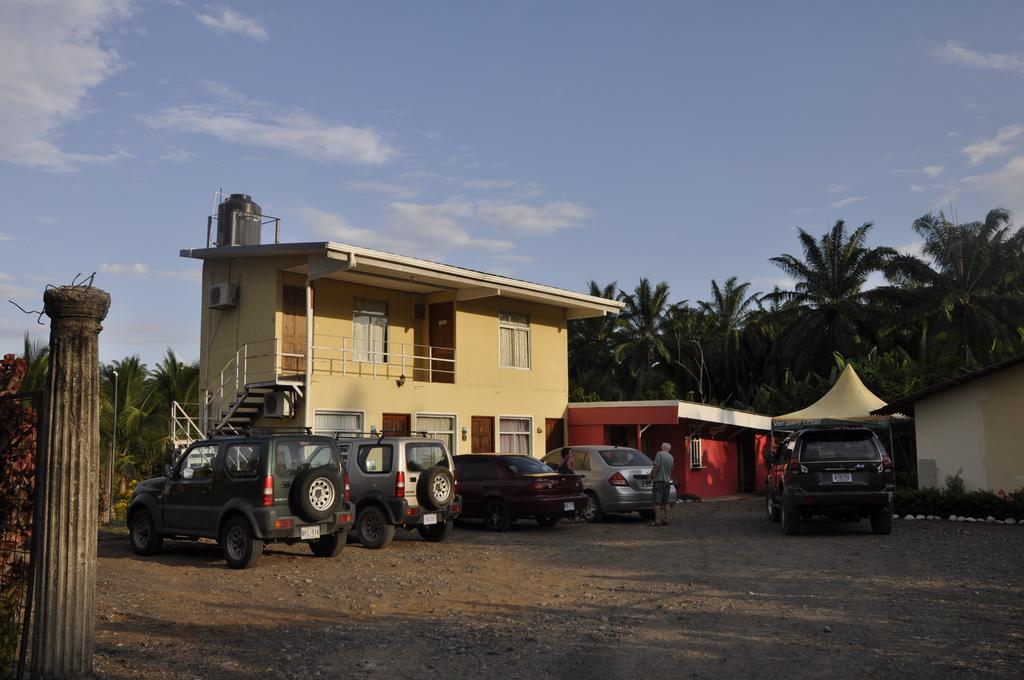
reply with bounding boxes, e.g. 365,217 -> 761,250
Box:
885,208 -> 1024,364
101,357 -> 163,493
568,281 -> 623,400
19,333 -> 48,393
699,277 -> 759,355
615,278 -> 675,398
150,348 -> 200,444
768,220 -> 895,376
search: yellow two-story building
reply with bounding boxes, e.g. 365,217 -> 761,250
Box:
179,199 -> 621,457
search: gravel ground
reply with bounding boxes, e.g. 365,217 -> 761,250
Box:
93,497 -> 1024,679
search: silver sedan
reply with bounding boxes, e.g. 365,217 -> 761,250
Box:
542,446 -> 677,521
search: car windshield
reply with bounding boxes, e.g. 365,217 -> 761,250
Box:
799,432 -> 881,462
599,448 -> 652,467
274,440 -> 339,480
406,442 -> 450,472
501,456 -> 554,475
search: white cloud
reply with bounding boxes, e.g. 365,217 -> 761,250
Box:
194,7 -> 267,41
830,196 -> 867,209
962,125 -> 1024,165
147,106 -> 396,165
0,0 -> 133,171
963,154 -> 1024,217
100,262 -> 148,277
387,201 -> 513,252
910,184 -> 927,192
0,273 -> 13,282
492,253 -> 534,264
932,41 -> 1024,74
476,200 -> 591,235
296,206 -> 378,244
897,241 -> 925,258
160,147 -> 195,162
347,180 -> 418,199
0,232 -> 13,241
923,165 -> 944,178
826,183 -> 847,195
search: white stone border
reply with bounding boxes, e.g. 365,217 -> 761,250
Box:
898,514 -> 1022,524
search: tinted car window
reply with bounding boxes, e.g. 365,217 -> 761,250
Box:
799,432 -> 881,462
274,440 -> 340,481
358,445 -> 393,474
501,456 -> 554,475
456,459 -> 496,481
406,442 -> 450,471
225,444 -> 260,479
598,448 -> 652,467
180,444 -> 217,480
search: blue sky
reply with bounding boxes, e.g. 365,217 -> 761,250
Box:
2,1 -> 1023,364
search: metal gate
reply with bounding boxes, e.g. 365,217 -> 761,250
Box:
0,389 -> 41,680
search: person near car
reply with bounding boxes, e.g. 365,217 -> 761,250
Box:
650,442 -> 674,526
558,447 -> 573,474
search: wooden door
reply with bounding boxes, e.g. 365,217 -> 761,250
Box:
545,418 -> 565,454
382,413 -> 410,437
471,416 -> 494,453
281,285 -> 307,376
429,302 -> 455,383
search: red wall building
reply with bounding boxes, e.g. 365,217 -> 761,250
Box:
567,401 -> 773,498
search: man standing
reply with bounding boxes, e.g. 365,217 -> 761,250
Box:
650,442 -> 674,526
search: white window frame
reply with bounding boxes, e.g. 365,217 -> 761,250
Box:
498,415 -> 533,456
314,409 -> 365,438
414,412 -> 458,453
498,311 -> 531,370
353,298 -> 389,363
689,436 -> 703,469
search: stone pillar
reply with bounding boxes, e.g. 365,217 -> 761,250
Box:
30,286 -> 110,679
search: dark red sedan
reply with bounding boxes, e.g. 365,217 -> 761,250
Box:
453,454 -> 587,531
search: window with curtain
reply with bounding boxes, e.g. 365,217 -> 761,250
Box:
498,312 -> 530,369
415,414 -> 456,453
498,416 -> 532,454
314,410 -> 363,438
353,298 -> 388,363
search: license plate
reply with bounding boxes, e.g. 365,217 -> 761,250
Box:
832,473 -> 853,483
300,525 -> 321,540
563,501 -> 574,511
422,513 -> 438,525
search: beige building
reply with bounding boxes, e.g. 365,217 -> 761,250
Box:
877,356 -> 1024,492
178,223 -> 621,457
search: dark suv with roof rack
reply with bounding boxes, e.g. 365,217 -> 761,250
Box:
765,427 -> 895,535
127,433 -> 355,568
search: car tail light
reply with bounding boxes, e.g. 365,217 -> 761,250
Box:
396,470 -> 405,498
531,479 -> 555,490
262,475 -> 273,507
273,518 -> 293,529
343,470 -> 351,503
406,506 -> 420,517
608,472 -> 628,487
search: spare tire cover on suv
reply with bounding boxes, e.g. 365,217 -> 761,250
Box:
291,466 -> 343,522
416,467 -> 455,510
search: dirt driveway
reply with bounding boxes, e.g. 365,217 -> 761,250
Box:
93,497 -> 1023,679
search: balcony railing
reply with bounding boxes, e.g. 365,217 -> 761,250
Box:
311,335 -> 456,384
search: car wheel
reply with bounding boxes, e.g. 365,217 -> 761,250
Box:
357,506 -> 396,549
870,510 -> 893,535
417,519 -> 454,542
781,499 -> 800,536
221,516 -> 263,569
637,509 -> 656,521
536,515 -> 561,527
482,500 -> 511,532
416,467 -> 456,510
766,489 -> 781,522
581,492 -> 604,522
309,529 -> 347,558
292,466 -> 342,523
128,509 -> 163,556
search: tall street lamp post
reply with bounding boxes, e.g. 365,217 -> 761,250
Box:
105,369 -> 118,524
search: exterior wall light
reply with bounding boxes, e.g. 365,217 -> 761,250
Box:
461,426 -> 468,441
396,374 -> 406,388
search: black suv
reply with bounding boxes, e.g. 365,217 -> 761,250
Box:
127,434 -> 355,568
765,428 -> 895,535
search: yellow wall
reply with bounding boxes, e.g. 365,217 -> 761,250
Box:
915,362 -> 1024,492
201,255 -> 570,455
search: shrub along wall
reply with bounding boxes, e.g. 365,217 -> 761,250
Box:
895,487 -> 1024,520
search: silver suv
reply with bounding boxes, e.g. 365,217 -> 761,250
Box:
339,437 -> 462,549
543,446 -> 677,521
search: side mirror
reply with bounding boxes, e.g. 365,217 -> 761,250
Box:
182,467 -> 195,480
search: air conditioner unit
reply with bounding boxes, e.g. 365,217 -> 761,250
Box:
208,283 -> 239,310
263,391 -> 293,419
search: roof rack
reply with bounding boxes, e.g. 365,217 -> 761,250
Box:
243,427 -> 315,436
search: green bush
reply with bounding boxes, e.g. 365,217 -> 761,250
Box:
895,486 -> 1024,520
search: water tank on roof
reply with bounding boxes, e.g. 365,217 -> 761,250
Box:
216,193 -> 262,247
